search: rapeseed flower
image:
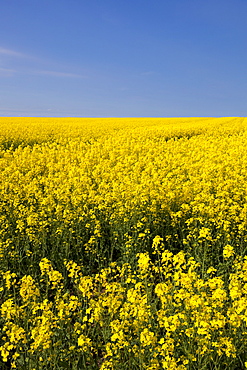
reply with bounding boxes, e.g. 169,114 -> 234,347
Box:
1,117 -> 247,369
223,245 -> 235,259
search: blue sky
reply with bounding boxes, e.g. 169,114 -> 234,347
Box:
0,0 -> 246,117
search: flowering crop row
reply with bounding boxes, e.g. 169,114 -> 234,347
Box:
0,117 -> 247,369
1,242 -> 247,369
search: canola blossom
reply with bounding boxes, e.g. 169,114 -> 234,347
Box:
0,116 -> 247,369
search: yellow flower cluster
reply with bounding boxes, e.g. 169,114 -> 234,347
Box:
0,246 -> 247,369
0,117 -> 246,271
0,116 -> 247,369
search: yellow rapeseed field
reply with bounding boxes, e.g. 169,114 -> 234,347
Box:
1,117 -> 247,369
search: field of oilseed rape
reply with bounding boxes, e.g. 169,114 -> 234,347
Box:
2,117 -> 247,370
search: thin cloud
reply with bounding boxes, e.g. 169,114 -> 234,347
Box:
0,47 -> 26,58
0,67 -> 16,73
0,107 -> 86,116
0,47 -> 88,79
35,70 -> 87,78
